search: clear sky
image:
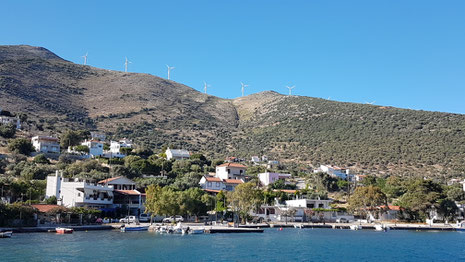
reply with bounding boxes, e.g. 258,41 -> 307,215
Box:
2,1 -> 465,114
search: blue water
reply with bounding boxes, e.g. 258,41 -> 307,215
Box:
1,228 -> 464,261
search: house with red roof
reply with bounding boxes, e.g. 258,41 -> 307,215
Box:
199,176 -> 244,193
215,163 -> 247,180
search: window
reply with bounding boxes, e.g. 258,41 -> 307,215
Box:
216,182 -> 220,187
207,182 -> 212,187
318,204 -> 324,208
307,203 -> 315,208
227,169 -> 230,174
78,192 -> 81,197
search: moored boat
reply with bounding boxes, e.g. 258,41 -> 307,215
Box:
350,225 -> 362,231
56,227 -> 73,234
123,226 -> 149,232
189,228 -> 205,234
0,231 -> 13,238
374,224 -> 389,232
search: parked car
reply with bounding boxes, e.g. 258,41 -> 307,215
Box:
119,216 -> 137,223
162,216 -> 184,223
139,213 -> 150,222
336,217 -> 350,223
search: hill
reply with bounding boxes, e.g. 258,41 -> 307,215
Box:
1,45 -> 465,177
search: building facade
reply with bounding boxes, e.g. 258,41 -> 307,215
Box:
32,136 -> 60,154
215,163 -> 247,180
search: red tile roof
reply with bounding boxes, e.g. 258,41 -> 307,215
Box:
224,179 -> 243,184
217,163 -> 247,169
98,176 -> 122,184
203,189 -> 221,193
274,189 -> 297,194
31,204 -> 67,213
115,189 -> 140,196
205,177 -> 222,182
379,205 -> 401,211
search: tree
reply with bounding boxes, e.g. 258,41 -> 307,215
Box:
398,179 -> 444,221
180,188 -> 210,220
145,184 -> 163,224
8,138 -> 35,155
74,145 -> 89,153
60,130 -> 89,149
0,123 -> 16,138
228,182 -> 262,224
33,154 -> 50,164
437,198 -> 458,222
348,185 -> 387,220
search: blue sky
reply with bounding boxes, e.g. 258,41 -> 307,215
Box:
2,1 -> 465,114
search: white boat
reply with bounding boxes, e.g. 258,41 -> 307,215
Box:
56,227 -> 73,234
374,224 -> 389,232
189,228 -> 205,234
0,231 -> 12,238
294,224 -> 303,229
350,225 -> 362,231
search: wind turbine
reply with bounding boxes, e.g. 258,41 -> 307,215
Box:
286,85 -> 295,96
166,65 -> 175,80
124,57 -> 132,72
240,82 -> 249,97
82,52 -> 88,65
203,81 -> 211,94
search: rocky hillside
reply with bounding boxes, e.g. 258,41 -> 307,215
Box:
1,45 -> 465,177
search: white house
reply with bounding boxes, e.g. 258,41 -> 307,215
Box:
98,176 -> 136,190
31,136 -> 60,154
166,148 -> 190,160
46,173 -> 145,215
90,132 -> 106,141
199,176 -> 244,192
81,140 -> 104,158
46,171 -> 114,209
223,179 -> 244,191
199,176 -> 225,192
251,156 -> 260,163
108,139 -> 133,158
0,116 -> 21,129
258,172 -> 292,187
215,163 -> 247,180
98,176 -> 144,215
316,165 -> 351,180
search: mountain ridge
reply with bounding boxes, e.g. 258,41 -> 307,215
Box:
1,45 -> 465,177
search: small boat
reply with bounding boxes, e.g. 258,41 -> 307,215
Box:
350,225 -> 362,231
123,226 -> 149,232
56,227 -> 73,234
374,224 -> 389,232
0,231 -> 13,238
189,228 -> 205,234
294,224 -> 303,229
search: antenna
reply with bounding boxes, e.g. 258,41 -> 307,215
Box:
204,81 -> 211,94
240,82 -> 249,97
166,65 -> 175,80
81,52 -> 88,65
124,57 -> 132,72
286,85 -> 295,96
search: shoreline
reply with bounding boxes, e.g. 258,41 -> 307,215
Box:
2,221 -> 463,234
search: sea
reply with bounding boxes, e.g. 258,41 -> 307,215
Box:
1,228 -> 464,261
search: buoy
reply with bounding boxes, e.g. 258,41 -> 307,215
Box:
279,227 -> 283,231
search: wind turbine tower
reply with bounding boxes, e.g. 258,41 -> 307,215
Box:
166,65 -> 175,80
240,82 -> 249,97
82,52 -> 88,65
204,81 -> 210,94
124,57 -> 132,72
286,85 -> 295,96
